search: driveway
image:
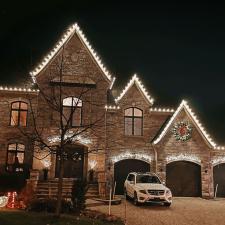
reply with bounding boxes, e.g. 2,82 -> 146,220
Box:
87,197 -> 225,225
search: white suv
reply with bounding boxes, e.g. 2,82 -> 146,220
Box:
124,172 -> 172,206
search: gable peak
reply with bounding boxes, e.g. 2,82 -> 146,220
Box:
115,74 -> 154,105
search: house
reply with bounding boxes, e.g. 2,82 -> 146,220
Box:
0,23 -> 224,198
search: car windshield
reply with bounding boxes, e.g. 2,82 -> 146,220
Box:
136,175 -> 161,184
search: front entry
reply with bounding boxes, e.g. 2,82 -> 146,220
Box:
166,161 -> 201,197
114,159 -> 150,195
55,146 -> 85,179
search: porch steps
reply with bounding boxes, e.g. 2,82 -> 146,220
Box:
85,183 -> 99,199
35,179 -> 74,199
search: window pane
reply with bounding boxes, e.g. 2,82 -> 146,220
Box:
17,144 -> 25,151
134,118 -> 142,136
7,152 -> 15,164
72,108 -> 81,126
134,108 -> 142,117
11,111 -> 19,125
12,102 -> 20,109
8,144 -> 16,151
125,117 -> 133,135
63,97 -> 73,106
20,111 -> 27,126
63,107 -> 71,125
17,152 -> 24,163
125,108 -> 133,116
73,98 -> 82,107
20,102 -> 28,110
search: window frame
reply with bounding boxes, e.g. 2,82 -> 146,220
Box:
62,96 -> 83,127
124,107 -> 143,136
10,101 -> 28,127
6,143 -> 25,171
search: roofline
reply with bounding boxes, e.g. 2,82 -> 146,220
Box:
115,74 -> 154,105
29,23 -> 115,85
152,100 -> 219,148
0,86 -> 39,93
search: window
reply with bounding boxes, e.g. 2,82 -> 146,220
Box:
6,143 -> 25,171
10,101 -> 28,126
63,97 -> 82,127
124,107 -> 143,136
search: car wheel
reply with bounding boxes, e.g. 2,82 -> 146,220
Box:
164,202 -> 171,207
133,192 -> 139,206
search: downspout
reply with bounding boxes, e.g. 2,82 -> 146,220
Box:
151,143 -> 158,174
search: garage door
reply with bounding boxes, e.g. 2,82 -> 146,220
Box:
166,161 -> 201,197
114,159 -> 150,194
213,163 -> 225,197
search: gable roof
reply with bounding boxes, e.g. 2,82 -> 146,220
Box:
152,100 -> 217,148
30,23 -> 115,85
115,74 -> 154,105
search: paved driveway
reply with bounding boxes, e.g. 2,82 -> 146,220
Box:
87,197 -> 225,225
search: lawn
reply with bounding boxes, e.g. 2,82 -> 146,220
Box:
0,210 -> 124,225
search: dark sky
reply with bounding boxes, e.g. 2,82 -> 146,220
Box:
0,1 -> 224,143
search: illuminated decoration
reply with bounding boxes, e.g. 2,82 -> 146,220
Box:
89,160 -> 97,169
153,100 -> 217,148
211,156 -> 225,166
105,105 -> 120,110
112,152 -> 152,163
41,158 -> 52,168
150,107 -> 174,113
7,192 -> 17,208
0,86 -> 39,92
0,196 -> 8,208
48,133 -> 92,145
115,74 -> 154,105
172,121 -> 192,141
214,146 -> 225,150
30,23 -> 115,85
166,154 -> 201,164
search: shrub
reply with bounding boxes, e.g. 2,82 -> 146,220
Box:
0,172 -> 27,193
28,198 -> 72,213
71,179 -> 87,212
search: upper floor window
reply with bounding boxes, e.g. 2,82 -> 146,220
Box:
6,143 -> 25,171
124,107 -> 143,136
10,101 -> 28,126
63,97 -> 82,127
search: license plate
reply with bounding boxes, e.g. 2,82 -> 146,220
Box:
154,197 -> 160,201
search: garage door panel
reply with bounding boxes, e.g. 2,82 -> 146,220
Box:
213,164 -> 225,197
114,159 -> 150,194
166,161 -> 201,197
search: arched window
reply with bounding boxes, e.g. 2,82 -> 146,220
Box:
6,143 -> 25,171
10,101 -> 28,126
124,107 -> 143,136
63,97 -> 82,127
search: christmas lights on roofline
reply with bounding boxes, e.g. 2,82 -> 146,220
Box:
105,105 -> 120,110
115,74 -> 154,105
153,100 -> 218,148
30,23 -> 115,85
0,86 -> 39,92
150,107 -> 174,113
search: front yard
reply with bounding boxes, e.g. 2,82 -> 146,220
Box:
0,210 -> 123,225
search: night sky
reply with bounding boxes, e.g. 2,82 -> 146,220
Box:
0,1 -> 224,143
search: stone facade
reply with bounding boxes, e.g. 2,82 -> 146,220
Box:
0,24 -> 224,198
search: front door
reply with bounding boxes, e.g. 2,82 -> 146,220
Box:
55,147 -> 84,179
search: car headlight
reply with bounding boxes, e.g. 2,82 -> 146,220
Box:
139,190 -> 147,194
166,189 -> 172,196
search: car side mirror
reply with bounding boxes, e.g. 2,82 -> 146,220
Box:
162,181 -> 165,185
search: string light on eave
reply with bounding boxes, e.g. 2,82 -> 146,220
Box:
153,100 -> 218,148
150,108 -> 175,113
30,23 -> 113,83
0,86 -> 39,92
115,74 -> 154,105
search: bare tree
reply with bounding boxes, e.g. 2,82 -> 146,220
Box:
10,46 -> 122,217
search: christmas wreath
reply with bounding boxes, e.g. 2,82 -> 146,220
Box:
172,121 -> 192,141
